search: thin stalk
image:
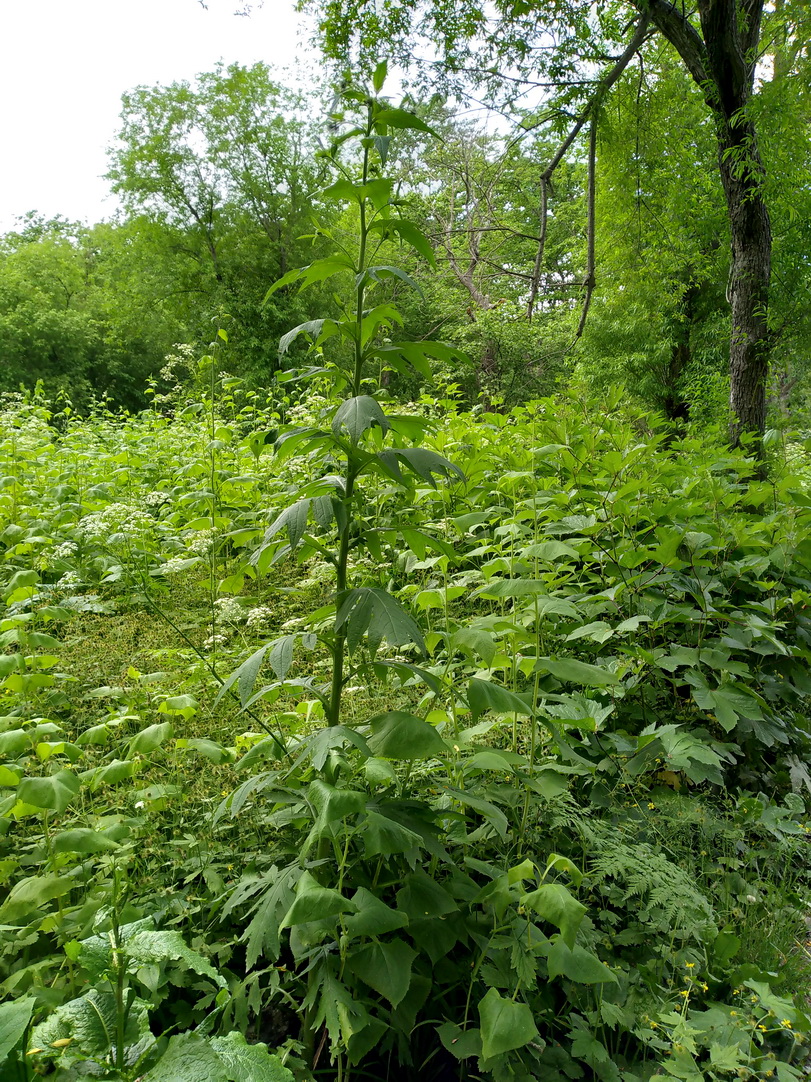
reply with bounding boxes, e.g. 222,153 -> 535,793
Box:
327,108 -> 373,728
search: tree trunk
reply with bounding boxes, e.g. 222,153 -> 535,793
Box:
641,0 -> 771,445
716,118 -> 771,443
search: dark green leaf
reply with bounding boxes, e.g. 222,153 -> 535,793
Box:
368,712 -> 446,760
332,395 -> 389,443
17,770 -> 80,814
478,987 -> 539,1060
348,938 -> 416,1006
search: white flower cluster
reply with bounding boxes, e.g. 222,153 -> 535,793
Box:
246,606 -> 274,630
203,632 -> 229,650
215,597 -> 245,624
161,555 -> 192,575
186,529 -> 217,555
53,541 -> 78,559
143,491 -> 169,507
57,571 -> 82,591
159,343 -> 196,383
286,393 -> 332,427
78,503 -> 153,542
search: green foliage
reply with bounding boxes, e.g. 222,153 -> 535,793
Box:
1,55 -> 811,1082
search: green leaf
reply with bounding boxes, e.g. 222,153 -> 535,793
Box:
535,656 -> 620,687
468,678 -> 532,722
362,809 -> 425,856
52,828 -> 120,855
345,887 -> 409,937
478,987 -> 539,1060
264,255 -> 354,300
129,721 -> 174,754
142,1031 -> 228,1082
17,770 -> 80,814
0,729 -> 29,757
278,319 -> 333,356
368,712 -> 446,760
209,1031 -> 295,1082
546,940 -> 618,983
332,395 -> 389,443
363,264 -> 424,297
375,340 -> 467,379
265,499 -> 311,549
372,60 -> 387,92
437,1022 -> 482,1061
445,786 -> 509,837
125,927 -> 226,987
158,694 -> 198,718
306,780 -> 366,842
368,219 -> 435,265
348,938 -> 416,1006
31,988 -> 149,1060
396,870 -> 458,920
523,883 -> 586,949
336,587 -> 425,655
523,540 -> 579,561
85,758 -> 138,789
374,106 -> 438,136
280,870 -> 356,929
376,447 -> 462,487
0,996 -> 34,1063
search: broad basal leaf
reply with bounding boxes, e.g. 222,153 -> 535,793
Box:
209,1031 -> 295,1082
523,883 -> 586,949
368,712 -> 446,760
280,870 -> 357,929
348,938 -> 416,1006
546,940 -> 618,984
0,996 -> 34,1063
0,874 -> 75,922
17,769 -> 80,814
478,987 -> 539,1060
142,1031 -> 227,1082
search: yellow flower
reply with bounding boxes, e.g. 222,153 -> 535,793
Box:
701,983 -> 709,991
685,962 -> 696,969
780,1019 -> 792,1029
648,802 -> 656,809
679,990 -> 689,998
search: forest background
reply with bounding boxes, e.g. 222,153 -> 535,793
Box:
4,0 -> 810,430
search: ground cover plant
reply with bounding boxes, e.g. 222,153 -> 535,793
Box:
0,75 -> 810,1082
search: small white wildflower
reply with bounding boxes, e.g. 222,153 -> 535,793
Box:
143,491 -> 169,507
78,503 -> 152,542
57,571 -> 82,590
161,555 -> 193,575
215,597 -> 245,624
186,528 -> 217,555
281,617 -> 304,630
203,632 -> 230,650
134,800 -> 145,810
246,606 -> 274,629
53,541 -> 78,559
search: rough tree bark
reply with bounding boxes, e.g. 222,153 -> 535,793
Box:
635,0 -> 771,445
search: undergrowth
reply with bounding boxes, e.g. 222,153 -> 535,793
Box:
0,73 -> 809,1082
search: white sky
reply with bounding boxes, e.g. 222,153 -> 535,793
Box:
0,0 -> 313,232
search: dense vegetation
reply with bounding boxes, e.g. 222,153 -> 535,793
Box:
1,8 -> 811,1082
